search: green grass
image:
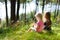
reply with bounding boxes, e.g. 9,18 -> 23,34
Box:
0,23 -> 60,40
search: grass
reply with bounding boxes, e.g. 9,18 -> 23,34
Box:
0,23 -> 60,40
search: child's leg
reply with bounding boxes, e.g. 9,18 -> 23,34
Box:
27,27 -> 36,32
27,28 -> 32,32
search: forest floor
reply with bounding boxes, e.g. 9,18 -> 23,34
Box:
0,23 -> 60,40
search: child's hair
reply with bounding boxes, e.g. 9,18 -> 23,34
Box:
44,12 -> 52,31
45,12 -> 51,20
35,13 -> 42,19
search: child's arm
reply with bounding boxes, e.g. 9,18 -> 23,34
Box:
27,22 -> 36,32
27,23 -> 38,32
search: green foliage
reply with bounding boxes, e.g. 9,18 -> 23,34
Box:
0,23 -> 60,40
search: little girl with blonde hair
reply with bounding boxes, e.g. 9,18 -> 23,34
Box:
28,13 -> 44,32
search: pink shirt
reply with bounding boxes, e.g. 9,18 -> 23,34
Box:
36,21 -> 44,32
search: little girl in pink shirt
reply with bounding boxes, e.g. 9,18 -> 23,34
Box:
28,13 -> 44,32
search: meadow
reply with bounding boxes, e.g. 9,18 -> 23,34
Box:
0,21 -> 60,40
0,13 -> 60,40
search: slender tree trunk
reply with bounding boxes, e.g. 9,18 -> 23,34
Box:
56,0 -> 60,23
42,0 -> 45,13
16,0 -> 20,21
0,18 -> 1,24
54,0 -> 59,18
57,0 -> 59,16
54,0 -> 57,19
10,0 -> 16,24
25,1 -> 26,24
5,0 -> 8,26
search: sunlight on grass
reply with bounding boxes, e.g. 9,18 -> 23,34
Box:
0,23 -> 60,40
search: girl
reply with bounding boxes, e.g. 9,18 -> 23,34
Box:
28,13 -> 44,32
44,12 -> 52,31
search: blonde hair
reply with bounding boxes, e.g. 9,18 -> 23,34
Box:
35,13 -> 42,20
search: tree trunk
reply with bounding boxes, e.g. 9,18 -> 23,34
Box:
5,0 -> 8,26
25,1 -> 26,24
16,0 -> 20,21
42,0 -> 45,13
57,0 -> 59,16
10,0 -> 16,24
54,3 -> 57,19
0,18 -> 1,24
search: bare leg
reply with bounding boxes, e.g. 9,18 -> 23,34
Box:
27,28 -> 32,32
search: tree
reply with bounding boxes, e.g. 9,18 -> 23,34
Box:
54,0 -> 59,18
42,0 -> 45,13
5,0 -> 8,26
10,0 -> 16,24
24,0 -> 26,24
0,18 -> 1,24
56,0 -> 59,16
16,0 -> 20,21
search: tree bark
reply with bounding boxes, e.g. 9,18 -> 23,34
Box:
42,0 -> 45,13
10,0 -> 16,24
25,1 -> 26,24
16,0 -> 20,21
57,0 -> 59,16
5,0 -> 8,26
